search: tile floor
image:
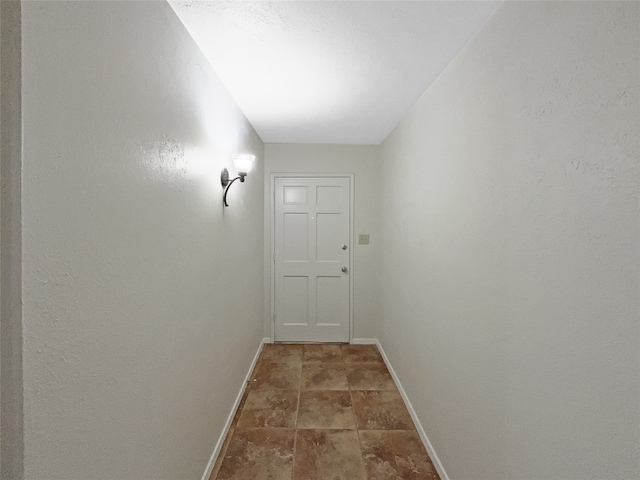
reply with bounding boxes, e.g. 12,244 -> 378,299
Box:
210,343 -> 440,480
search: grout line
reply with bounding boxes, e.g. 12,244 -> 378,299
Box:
291,424 -> 300,478
347,356 -> 368,476
290,346 -> 306,479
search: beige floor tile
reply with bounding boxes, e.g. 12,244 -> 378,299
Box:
293,429 -> 366,480
303,344 -> 344,363
250,362 -> 301,390
237,389 -> 299,428
346,363 -> 397,390
301,364 -> 349,390
359,430 -> 440,479
352,390 -> 414,430
215,428 -> 295,480
342,344 -> 384,364
297,390 -> 356,429
260,343 -> 304,364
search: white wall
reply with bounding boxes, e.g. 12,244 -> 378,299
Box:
21,2 -> 264,479
378,2 -> 639,479
264,144 -> 380,340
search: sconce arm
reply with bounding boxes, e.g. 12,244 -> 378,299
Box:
223,175 -> 246,207
220,167 -> 248,207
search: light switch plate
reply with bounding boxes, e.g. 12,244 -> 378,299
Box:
358,234 -> 370,245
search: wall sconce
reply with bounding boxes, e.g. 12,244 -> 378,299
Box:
220,154 -> 255,207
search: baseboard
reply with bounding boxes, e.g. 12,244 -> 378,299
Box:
375,340 -> 450,480
351,337 -> 377,345
200,337 -> 269,480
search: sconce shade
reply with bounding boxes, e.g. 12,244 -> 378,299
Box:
233,154 -> 255,175
221,153 -> 256,207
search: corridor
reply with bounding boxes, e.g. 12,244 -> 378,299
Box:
3,1 -> 637,478
211,344 -> 440,480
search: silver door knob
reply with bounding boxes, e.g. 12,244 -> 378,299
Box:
341,266 -> 348,273
342,244 -> 347,250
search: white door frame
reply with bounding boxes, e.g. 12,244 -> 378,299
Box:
270,173 -> 355,343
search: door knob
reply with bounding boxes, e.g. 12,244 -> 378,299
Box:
341,266 -> 348,273
342,244 -> 347,250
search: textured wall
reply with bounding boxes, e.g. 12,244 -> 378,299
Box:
0,1 -> 24,478
378,2 -> 639,479
21,2 -> 264,479
263,144 -> 381,340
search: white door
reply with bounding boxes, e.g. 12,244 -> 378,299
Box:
274,177 -> 351,342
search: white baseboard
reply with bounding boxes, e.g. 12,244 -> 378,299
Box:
351,337 -> 377,345
375,340 -> 450,480
200,337 -> 269,480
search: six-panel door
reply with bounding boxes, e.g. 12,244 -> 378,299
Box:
274,177 -> 351,342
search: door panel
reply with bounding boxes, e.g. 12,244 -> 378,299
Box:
316,276 -> 345,326
274,177 -> 350,342
282,276 -> 309,326
283,213 -> 308,261
316,214 -> 342,261
284,186 -> 308,205
316,185 -> 342,205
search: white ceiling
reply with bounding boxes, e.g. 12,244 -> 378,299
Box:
169,1 -> 501,145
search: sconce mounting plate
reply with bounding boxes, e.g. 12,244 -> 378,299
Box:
221,168 -> 230,187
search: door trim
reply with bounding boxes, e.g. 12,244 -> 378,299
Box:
270,173 -> 355,343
